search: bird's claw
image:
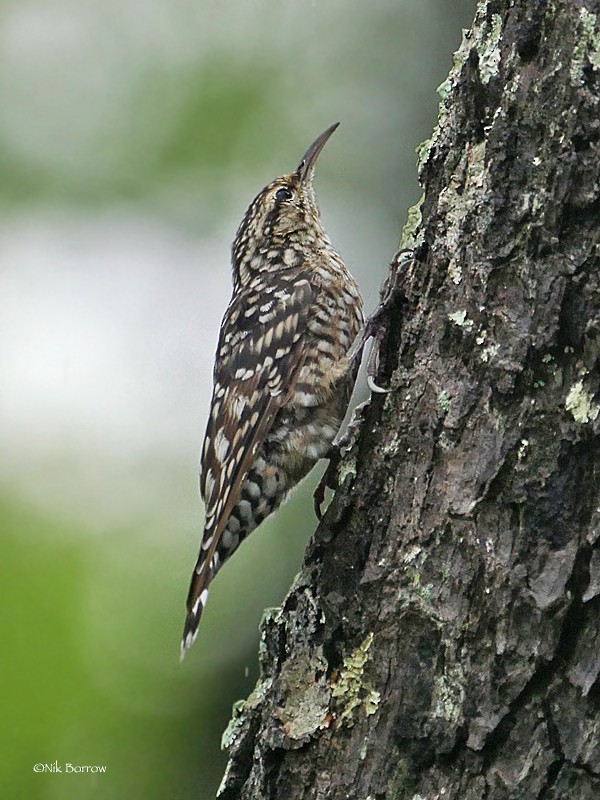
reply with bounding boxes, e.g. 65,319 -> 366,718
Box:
349,247 -> 414,393
314,249 -> 414,519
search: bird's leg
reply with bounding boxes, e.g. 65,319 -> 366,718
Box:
313,399 -> 371,520
314,249 -> 414,519
347,247 -> 414,392
313,447 -> 340,520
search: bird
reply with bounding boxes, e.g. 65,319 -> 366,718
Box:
181,122 -> 364,658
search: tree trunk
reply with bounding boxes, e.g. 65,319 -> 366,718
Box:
216,1 -> 600,797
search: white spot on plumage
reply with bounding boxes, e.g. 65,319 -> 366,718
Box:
204,468 -> 215,499
295,390 -> 319,407
192,588 -> 209,618
180,630 -> 198,660
283,248 -> 298,266
238,499 -> 252,522
222,529 -> 240,550
214,428 -> 230,463
321,424 -> 337,440
274,320 -> 285,340
220,486 -> 231,506
263,472 -> 278,497
317,339 -> 336,355
268,367 -> 283,393
232,395 -> 247,417
227,514 -> 241,534
247,480 -> 260,499
234,368 -> 247,379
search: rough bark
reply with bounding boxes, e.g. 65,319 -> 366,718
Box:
217,2 -> 600,798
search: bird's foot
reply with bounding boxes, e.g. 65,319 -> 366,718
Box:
314,249 -> 414,519
313,399 -> 371,520
348,248 -> 414,393
313,446 -> 341,520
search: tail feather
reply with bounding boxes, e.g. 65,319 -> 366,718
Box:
180,563 -> 212,661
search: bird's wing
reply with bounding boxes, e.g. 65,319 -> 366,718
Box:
182,274 -> 314,651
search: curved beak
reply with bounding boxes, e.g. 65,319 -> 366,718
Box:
297,122 -> 340,183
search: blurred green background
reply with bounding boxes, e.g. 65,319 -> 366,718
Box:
0,1 -> 476,797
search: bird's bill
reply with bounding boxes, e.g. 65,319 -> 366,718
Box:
297,122 -> 340,183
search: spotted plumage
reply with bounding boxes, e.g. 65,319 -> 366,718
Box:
181,123 -> 364,657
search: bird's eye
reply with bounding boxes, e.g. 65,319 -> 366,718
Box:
275,187 -> 293,201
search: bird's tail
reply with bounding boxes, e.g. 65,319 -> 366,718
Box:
180,558 -> 213,661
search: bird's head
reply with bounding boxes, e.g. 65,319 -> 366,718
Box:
232,122 -> 340,287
